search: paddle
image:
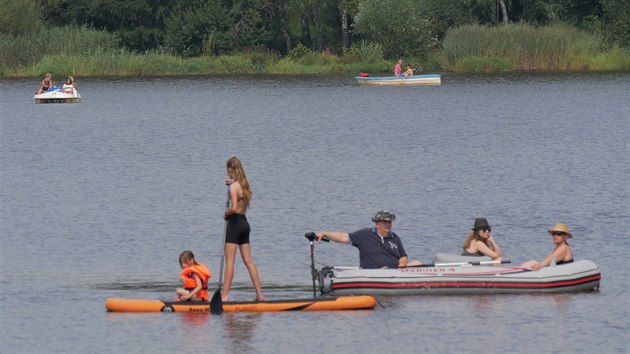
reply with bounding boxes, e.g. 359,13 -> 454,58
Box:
210,186 -> 231,315
400,259 -> 511,268
435,259 -> 510,266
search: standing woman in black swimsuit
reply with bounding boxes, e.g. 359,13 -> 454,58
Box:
221,157 -> 264,302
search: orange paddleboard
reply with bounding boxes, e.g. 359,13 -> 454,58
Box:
105,296 -> 376,313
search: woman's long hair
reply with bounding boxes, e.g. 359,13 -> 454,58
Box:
462,231 -> 493,250
226,157 -> 252,207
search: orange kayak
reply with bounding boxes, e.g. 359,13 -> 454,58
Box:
105,295 -> 376,313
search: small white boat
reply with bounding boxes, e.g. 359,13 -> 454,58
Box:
33,87 -> 81,104
317,258 -> 601,296
355,74 -> 441,86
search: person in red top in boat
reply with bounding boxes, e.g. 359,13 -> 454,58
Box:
37,72 -> 54,94
175,250 -> 212,301
394,59 -> 403,77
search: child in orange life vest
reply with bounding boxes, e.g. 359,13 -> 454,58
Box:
175,250 -> 212,302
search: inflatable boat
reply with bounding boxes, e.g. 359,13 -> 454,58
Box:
33,87 -> 81,103
317,259 -> 601,296
105,295 -> 377,313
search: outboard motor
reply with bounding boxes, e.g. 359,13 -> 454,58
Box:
319,266 -> 334,295
305,232 -> 333,296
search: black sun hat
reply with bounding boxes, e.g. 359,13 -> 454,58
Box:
472,217 -> 491,230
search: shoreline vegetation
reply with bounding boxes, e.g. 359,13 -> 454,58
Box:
2,23 -> 629,78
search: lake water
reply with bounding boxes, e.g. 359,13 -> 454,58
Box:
1,73 -> 628,353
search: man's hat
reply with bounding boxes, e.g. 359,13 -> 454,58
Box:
372,211 -> 396,222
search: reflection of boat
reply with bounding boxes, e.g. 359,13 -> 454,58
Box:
33,87 -> 81,103
317,260 -> 601,296
105,295 -> 377,313
355,74 -> 441,86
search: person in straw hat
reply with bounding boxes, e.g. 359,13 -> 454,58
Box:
521,223 -> 574,270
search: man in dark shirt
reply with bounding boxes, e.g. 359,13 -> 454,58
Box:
314,211 -> 422,269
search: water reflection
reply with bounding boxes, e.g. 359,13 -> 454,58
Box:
181,313 -> 211,327
224,313 -> 261,353
178,314 -> 212,352
471,294 -> 496,312
549,293 -> 574,308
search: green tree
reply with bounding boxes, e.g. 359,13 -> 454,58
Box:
264,0 -> 293,52
422,0 -> 481,42
353,0 -> 435,58
601,0 -> 630,48
0,0 -> 44,34
163,0 -> 230,56
509,0 -> 551,25
554,0 -> 603,26
38,0 -> 172,51
296,0 -> 340,51
339,0 -> 359,49
226,0 -> 273,51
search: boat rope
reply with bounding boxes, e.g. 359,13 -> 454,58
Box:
314,260 -> 331,267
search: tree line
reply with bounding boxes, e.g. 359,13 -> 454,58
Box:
2,0 -> 629,60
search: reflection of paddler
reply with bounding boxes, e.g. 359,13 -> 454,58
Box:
176,250 -> 211,301
225,313 -> 259,352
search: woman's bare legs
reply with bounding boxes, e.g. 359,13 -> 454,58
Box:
221,243 -> 238,302
239,243 -> 264,301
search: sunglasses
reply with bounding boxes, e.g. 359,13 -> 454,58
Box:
551,232 -> 566,236
478,228 -> 491,232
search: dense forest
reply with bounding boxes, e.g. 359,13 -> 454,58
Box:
1,0 -> 629,75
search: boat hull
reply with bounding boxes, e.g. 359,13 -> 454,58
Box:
321,260 -> 601,296
355,74 -> 441,86
33,89 -> 81,104
105,295 -> 377,313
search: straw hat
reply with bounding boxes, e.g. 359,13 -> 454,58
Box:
548,223 -> 573,238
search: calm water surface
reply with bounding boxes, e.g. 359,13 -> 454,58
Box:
1,73 -> 628,353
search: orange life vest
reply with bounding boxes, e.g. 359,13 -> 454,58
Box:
180,263 -> 211,301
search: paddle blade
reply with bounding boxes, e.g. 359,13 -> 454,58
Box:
209,288 -> 223,315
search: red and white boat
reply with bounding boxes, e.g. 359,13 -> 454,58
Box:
317,258 -> 601,296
